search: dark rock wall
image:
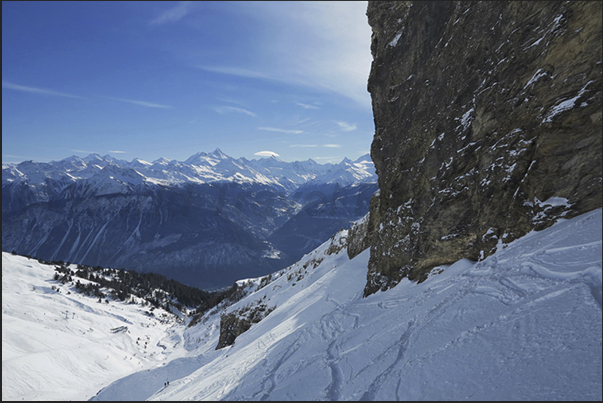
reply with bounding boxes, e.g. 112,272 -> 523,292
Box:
364,1 -> 602,295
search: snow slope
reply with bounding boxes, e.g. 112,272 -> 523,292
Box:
106,208 -> 601,400
1,256 -> 189,401
3,209 -> 602,400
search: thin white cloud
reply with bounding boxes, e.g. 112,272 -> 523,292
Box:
101,96 -> 174,109
2,80 -> 84,99
226,2 -> 372,108
2,154 -> 35,161
290,144 -> 317,148
323,144 -> 342,148
335,121 -> 357,131
157,3 -> 371,108
216,96 -> 248,107
71,149 -> 97,154
199,66 -> 273,80
108,150 -> 127,154
214,106 -> 256,117
289,117 -> 312,126
313,156 -> 342,163
258,127 -> 303,134
296,102 -> 319,110
254,151 -> 280,157
150,1 -> 193,25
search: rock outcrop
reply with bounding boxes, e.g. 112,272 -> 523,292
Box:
363,1 -> 602,296
215,300 -> 275,350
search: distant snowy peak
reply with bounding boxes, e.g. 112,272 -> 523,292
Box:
79,153 -> 124,165
1,164 -> 25,183
209,148 -> 228,160
129,158 -> 152,168
151,157 -> 174,165
244,153 -> 376,186
79,165 -> 147,196
184,148 -> 230,166
91,164 -> 146,185
354,153 -> 372,163
3,151 -> 377,192
306,154 -> 377,186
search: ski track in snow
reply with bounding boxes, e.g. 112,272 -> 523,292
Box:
3,209 -> 602,400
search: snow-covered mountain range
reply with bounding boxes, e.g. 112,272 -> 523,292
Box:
3,208 -> 601,400
2,150 -> 378,290
2,149 -> 376,194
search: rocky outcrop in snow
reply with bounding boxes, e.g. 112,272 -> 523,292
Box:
215,300 -> 275,350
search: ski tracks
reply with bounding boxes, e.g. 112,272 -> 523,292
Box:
325,340 -> 345,400
241,332 -> 304,401
358,319 -> 415,401
320,293 -> 361,400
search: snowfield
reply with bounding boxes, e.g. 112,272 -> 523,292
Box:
1,256 -> 189,401
3,209 -> 602,400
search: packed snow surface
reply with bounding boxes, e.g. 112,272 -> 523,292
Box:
3,209 -> 602,400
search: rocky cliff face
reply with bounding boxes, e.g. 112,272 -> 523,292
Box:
363,1 -> 602,295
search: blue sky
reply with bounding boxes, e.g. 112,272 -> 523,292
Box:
2,1 -> 374,164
